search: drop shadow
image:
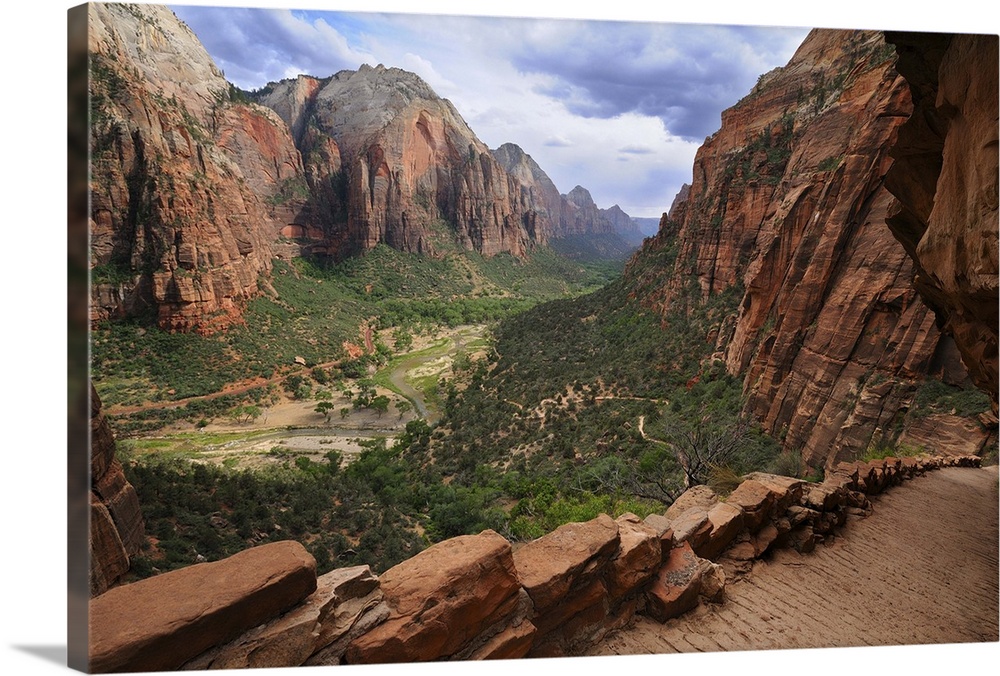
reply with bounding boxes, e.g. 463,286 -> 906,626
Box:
11,645 -> 67,667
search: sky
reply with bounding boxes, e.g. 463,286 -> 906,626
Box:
168,1 -> 811,220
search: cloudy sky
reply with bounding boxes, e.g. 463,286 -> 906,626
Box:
168,1 -> 811,220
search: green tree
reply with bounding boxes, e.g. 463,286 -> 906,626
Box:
371,395 -> 391,418
395,400 -> 413,420
392,327 -> 413,353
314,401 -> 335,422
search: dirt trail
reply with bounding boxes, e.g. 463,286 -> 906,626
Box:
586,465 -> 999,655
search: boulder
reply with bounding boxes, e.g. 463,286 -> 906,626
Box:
606,514 -> 662,601
725,479 -> 775,532
700,502 -> 745,561
89,541 -> 318,673
665,485 -> 720,520
751,523 -> 780,557
645,542 -> 713,622
668,507 -> 713,554
185,566 -> 386,669
743,472 -> 805,512
642,513 -> 675,558
803,481 -> 847,511
512,514 -> 620,614
305,566 -> 391,666
345,530 -> 522,663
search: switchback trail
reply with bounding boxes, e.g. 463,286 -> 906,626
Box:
586,465 -> 999,655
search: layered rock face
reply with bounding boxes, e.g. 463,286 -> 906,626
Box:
259,66 -> 542,259
626,29 -> 990,469
492,143 -> 640,246
883,32 -> 999,411
88,3 -> 296,333
90,384 -> 144,597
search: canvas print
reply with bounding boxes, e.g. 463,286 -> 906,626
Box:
69,1 -> 999,673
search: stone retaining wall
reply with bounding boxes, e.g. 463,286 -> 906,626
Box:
88,453 -> 983,671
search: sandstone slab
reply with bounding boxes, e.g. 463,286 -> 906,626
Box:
669,507 -> 713,554
513,514 -> 620,613
345,530 -> 521,663
665,485 -> 720,520
725,479 -> 775,532
642,513 -> 675,558
645,542 -> 712,622
606,514 -> 662,601
89,541 -> 318,673
700,502 -> 745,561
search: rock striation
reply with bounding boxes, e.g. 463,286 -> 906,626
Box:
87,3 -> 294,333
624,29 -> 994,469
883,32 -> 999,411
257,66 -> 543,259
90,384 -> 144,597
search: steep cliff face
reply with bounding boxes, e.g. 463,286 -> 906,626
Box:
259,66 -> 542,259
88,3 -> 299,333
91,384 -> 145,596
883,32 -> 999,411
491,142 -> 566,235
626,29 -> 990,469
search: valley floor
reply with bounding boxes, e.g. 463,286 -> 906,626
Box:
113,325 -> 486,469
586,465 -> 999,655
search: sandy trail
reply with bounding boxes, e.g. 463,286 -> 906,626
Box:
585,465 -> 999,656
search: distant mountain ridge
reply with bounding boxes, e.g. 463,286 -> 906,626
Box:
491,143 -> 640,259
87,3 -> 630,331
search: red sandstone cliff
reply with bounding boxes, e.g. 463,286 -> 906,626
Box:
90,384 -> 145,596
491,143 -> 639,259
258,66 -> 543,259
626,29 -> 992,470
883,32 -> 999,412
87,3 -> 296,333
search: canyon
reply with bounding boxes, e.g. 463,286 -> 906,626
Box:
80,4 -> 998,670
622,29 -> 996,468
88,3 -> 637,335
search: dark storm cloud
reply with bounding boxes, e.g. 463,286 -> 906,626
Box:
171,5 -> 371,89
511,22 -> 808,141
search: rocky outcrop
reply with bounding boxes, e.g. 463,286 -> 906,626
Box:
88,452 -> 979,671
90,384 -> 144,597
89,540 -> 317,673
259,66 -> 542,259
883,33 -> 999,410
186,565 -> 388,670
492,142 -> 566,234
624,29 -> 992,470
492,144 -> 638,258
344,530 -> 527,663
88,3 -> 286,333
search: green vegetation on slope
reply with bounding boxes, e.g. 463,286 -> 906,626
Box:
92,244 -> 616,413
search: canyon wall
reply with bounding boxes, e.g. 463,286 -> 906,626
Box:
90,384 -> 145,597
88,451 -> 980,671
88,5 -> 635,333
493,143 -> 641,257
626,29 -> 993,470
88,3 -> 294,333
257,66 -> 544,259
883,32 -> 999,411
